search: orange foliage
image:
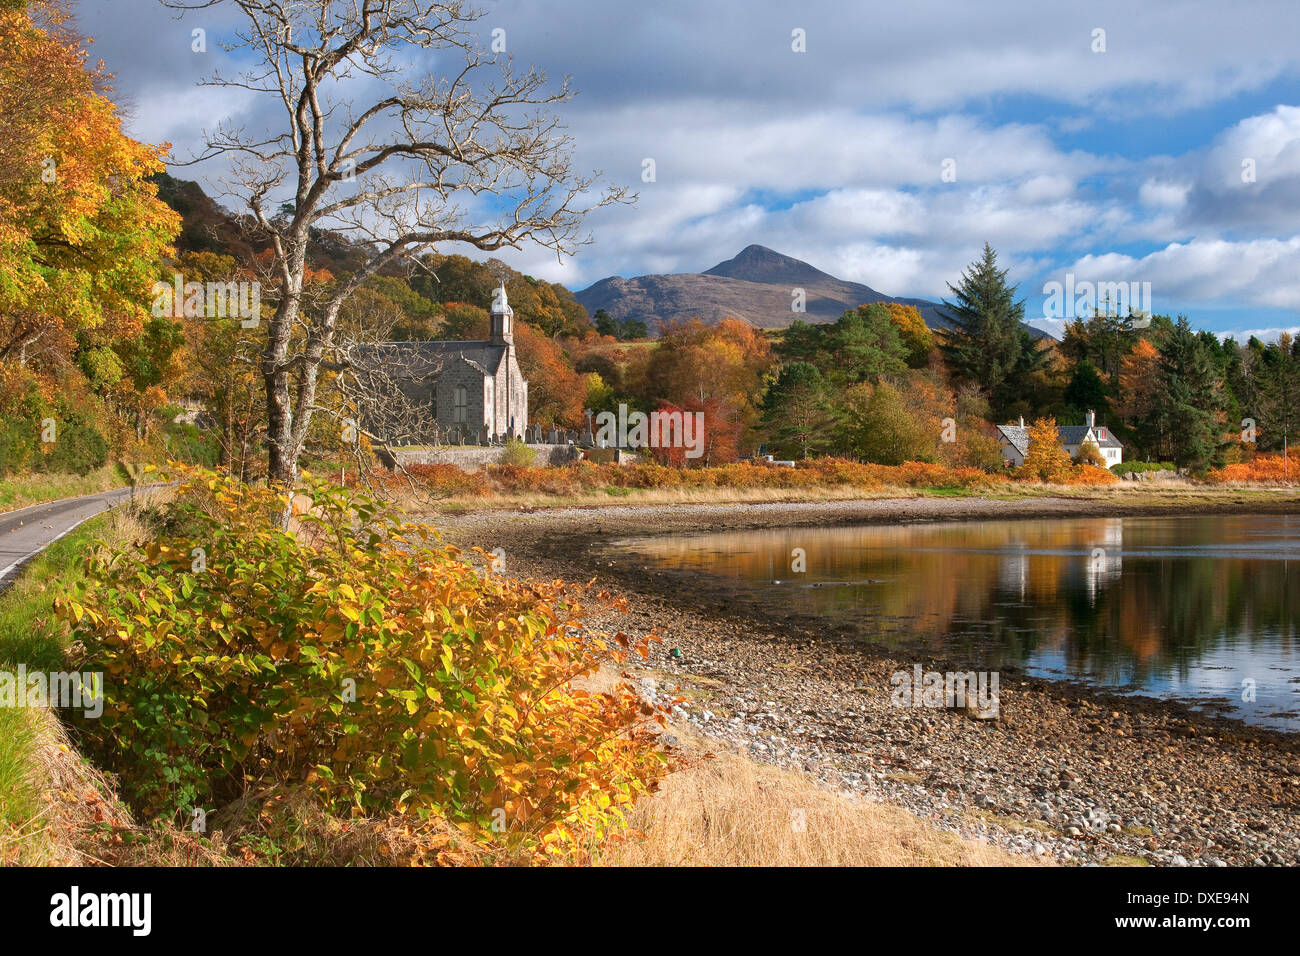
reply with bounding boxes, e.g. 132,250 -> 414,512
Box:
1118,338 -> 1161,422
1207,451 -> 1300,485
512,320 -> 585,429
390,457 -> 1010,497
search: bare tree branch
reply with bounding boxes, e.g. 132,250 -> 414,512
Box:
161,0 -> 630,493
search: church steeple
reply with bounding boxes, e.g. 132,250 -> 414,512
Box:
490,281 -> 513,346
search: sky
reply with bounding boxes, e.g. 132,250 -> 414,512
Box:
70,0 -> 1300,340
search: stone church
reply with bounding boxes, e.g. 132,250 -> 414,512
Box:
372,283 -> 528,443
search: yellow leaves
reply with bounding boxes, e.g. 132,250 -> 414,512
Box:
62,463 -> 676,863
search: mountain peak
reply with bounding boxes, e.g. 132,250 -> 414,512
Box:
704,245 -> 833,285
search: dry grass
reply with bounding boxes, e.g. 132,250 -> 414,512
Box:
576,666 -> 1032,867
384,476 -> 1300,515
0,466 -> 138,516
0,708 -> 130,866
596,736 -> 1037,867
389,483 -> 908,513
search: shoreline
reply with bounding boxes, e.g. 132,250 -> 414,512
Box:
431,492 -> 1300,866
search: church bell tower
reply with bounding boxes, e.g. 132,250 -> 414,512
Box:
490,282 -> 514,346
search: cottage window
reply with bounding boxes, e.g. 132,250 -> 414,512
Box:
453,385 -> 468,423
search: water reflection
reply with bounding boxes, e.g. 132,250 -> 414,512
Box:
617,515 -> 1300,730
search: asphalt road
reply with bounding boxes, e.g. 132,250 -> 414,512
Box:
0,487 -> 136,594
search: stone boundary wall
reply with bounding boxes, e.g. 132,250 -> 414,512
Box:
390,444 -> 579,470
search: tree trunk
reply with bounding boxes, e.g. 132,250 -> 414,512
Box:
263,246 -> 306,489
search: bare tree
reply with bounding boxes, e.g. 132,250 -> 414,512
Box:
321,291 -> 449,498
164,0 -> 628,493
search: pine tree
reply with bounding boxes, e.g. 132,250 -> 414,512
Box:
1155,317 -> 1222,472
1258,333 -> 1299,462
832,305 -> 908,384
1063,360 -> 1109,422
761,361 -> 833,459
938,243 -> 1042,419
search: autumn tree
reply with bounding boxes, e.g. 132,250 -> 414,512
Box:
1117,337 -> 1162,456
437,302 -> 489,341
165,0 -> 627,489
637,318 -> 774,456
836,381 -> 934,466
872,302 -> 934,368
0,1 -> 177,365
0,0 -> 179,470
1074,438 -> 1106,468
513,320 -> 584,428
1021,417 -> 1072,482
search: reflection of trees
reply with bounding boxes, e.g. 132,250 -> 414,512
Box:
627,517 -> 1298,684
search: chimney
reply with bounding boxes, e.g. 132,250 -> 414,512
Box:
1085,410 -> 1095,428
1018,416 -> 1024,428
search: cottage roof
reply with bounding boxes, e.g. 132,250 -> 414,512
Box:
996,422 -> 1122,454
997,424 -> 1029,456
1059,424 -> 1123,449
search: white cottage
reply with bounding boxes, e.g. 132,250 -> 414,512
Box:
996,410 -> 1122,468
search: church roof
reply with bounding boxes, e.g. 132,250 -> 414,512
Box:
356,340 -> 507,377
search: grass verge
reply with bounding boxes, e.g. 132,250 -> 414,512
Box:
0,508 -> 148,865
0,466 -> 134,516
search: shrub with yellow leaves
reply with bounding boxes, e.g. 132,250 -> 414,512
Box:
57,466 -> 671,863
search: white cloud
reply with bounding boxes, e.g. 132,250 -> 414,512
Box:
1061,237 -> 1300,311
1139,179 -> 1190,209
